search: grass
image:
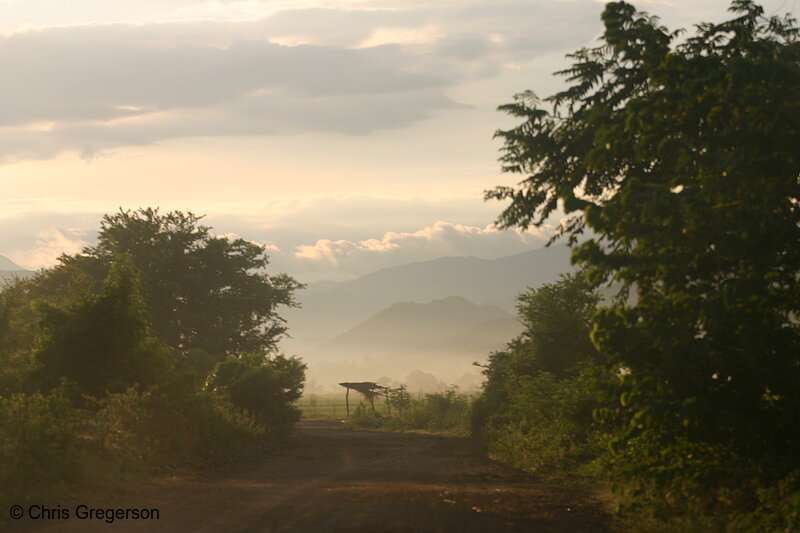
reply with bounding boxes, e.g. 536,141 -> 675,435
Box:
296,393 -> 397,420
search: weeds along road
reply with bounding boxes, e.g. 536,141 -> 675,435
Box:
8,421 -> 610,532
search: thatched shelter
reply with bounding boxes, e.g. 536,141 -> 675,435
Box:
338,382 -> 389,415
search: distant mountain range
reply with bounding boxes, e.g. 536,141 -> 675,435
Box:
0,256 -> 23,270
310,295 -> 518,360
282,244 -> 573,355
303,295 -> 524,390
284,244 -> 575,391
0,255 -> 33,283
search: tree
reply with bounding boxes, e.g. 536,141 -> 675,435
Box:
471,273 -> 601,434
206,352 -> 306,431
515,273 -> 600,379
66,208 -> 302,361
33,255 -> 169,397
487,1 -> 800,470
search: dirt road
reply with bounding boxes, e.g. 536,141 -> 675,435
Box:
7,420 -> 610,532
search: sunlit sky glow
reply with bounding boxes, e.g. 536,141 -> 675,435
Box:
2,0 -> 796,281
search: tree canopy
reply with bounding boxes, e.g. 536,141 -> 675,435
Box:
33,255 -> 169,397
515,273 -> 600,379
206,352 -> 306,428
488,0 -> 800,468
64,208 -> 302,361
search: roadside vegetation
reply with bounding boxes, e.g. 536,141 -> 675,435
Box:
480,1 -> 800,530
347,387 -> 472,436
0,208 -> 305,508
354,2 -> 800,530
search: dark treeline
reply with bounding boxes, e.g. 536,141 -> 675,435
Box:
0,208 -> 305,505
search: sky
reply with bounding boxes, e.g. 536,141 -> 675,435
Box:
2,0 -> 797,282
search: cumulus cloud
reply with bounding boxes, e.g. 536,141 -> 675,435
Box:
292,220 -> 552,278
217,231 -> 280,251
7,227 -> 90,270
0,197 -> 559,280
0,0 -> 602,162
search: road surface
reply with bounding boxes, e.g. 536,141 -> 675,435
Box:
6,420 -> 610,532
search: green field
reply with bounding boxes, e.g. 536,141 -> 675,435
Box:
296,393 -> 393,420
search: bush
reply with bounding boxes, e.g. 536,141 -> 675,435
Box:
605,438 -> 800,532
0,209 -> 307,509
207,353 -> 306,438
479,370 -> 606,475
95,380 -> 265,466
0,388 -> 83,504
349,388 -> 472,435
32,255 -> 170,398
349,403 -> 385,429
406,389 -> 471,434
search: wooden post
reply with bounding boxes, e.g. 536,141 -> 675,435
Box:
345,388 -> 350,417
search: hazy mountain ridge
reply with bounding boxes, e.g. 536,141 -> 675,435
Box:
0,255 -> 34,283
431,316 -> 523,358
0,255 -> 24,270
311,295 -> 513,359
302,295 -> 525,391
282,244 -> 572,354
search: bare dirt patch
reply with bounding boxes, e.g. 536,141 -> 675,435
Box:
6,420 -> 610,532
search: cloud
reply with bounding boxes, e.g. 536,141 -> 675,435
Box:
217,231 -> 280,251
0,196 -> 560,279
7,227 -> 90,270
0,0 -> 603,162
292,220 -> 551,278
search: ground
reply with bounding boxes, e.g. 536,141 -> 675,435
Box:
6,420 -> 611,532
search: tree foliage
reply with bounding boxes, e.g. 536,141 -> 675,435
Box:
515,273 -> 600,379
472,273 -> 602,446
488,0 -> 800,472
0,208 -> 307,507
206,352 -> 306,431
66,208 -> 302,360
32,256 -> 169,397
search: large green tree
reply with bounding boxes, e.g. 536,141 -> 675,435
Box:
63,208 -> 302,362
515,273 -> 600,379
33,256 -> 169,396
488,0 -> 800,469
473,273 -> 600,425
471,273 -> 603,470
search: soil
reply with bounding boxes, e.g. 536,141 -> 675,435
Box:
6,420 -> 612,532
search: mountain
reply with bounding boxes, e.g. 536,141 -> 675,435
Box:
282,244 -> 572,355
432,317 -> 523,359
303,296 -> 524,390
0,255 -> 34,284
312,296 -> 512,359
0,255 -> 24,270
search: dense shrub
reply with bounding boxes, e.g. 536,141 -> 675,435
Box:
350,388 -> 472,435
0,388 -> 83,504
32,256 -> 170,398
95,382 -> 265,465
0,210 -> 305,508
480,371 -> 606,475
405,389 -> 471,434
470,273 -> 608,477
206,352 -> 306,437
